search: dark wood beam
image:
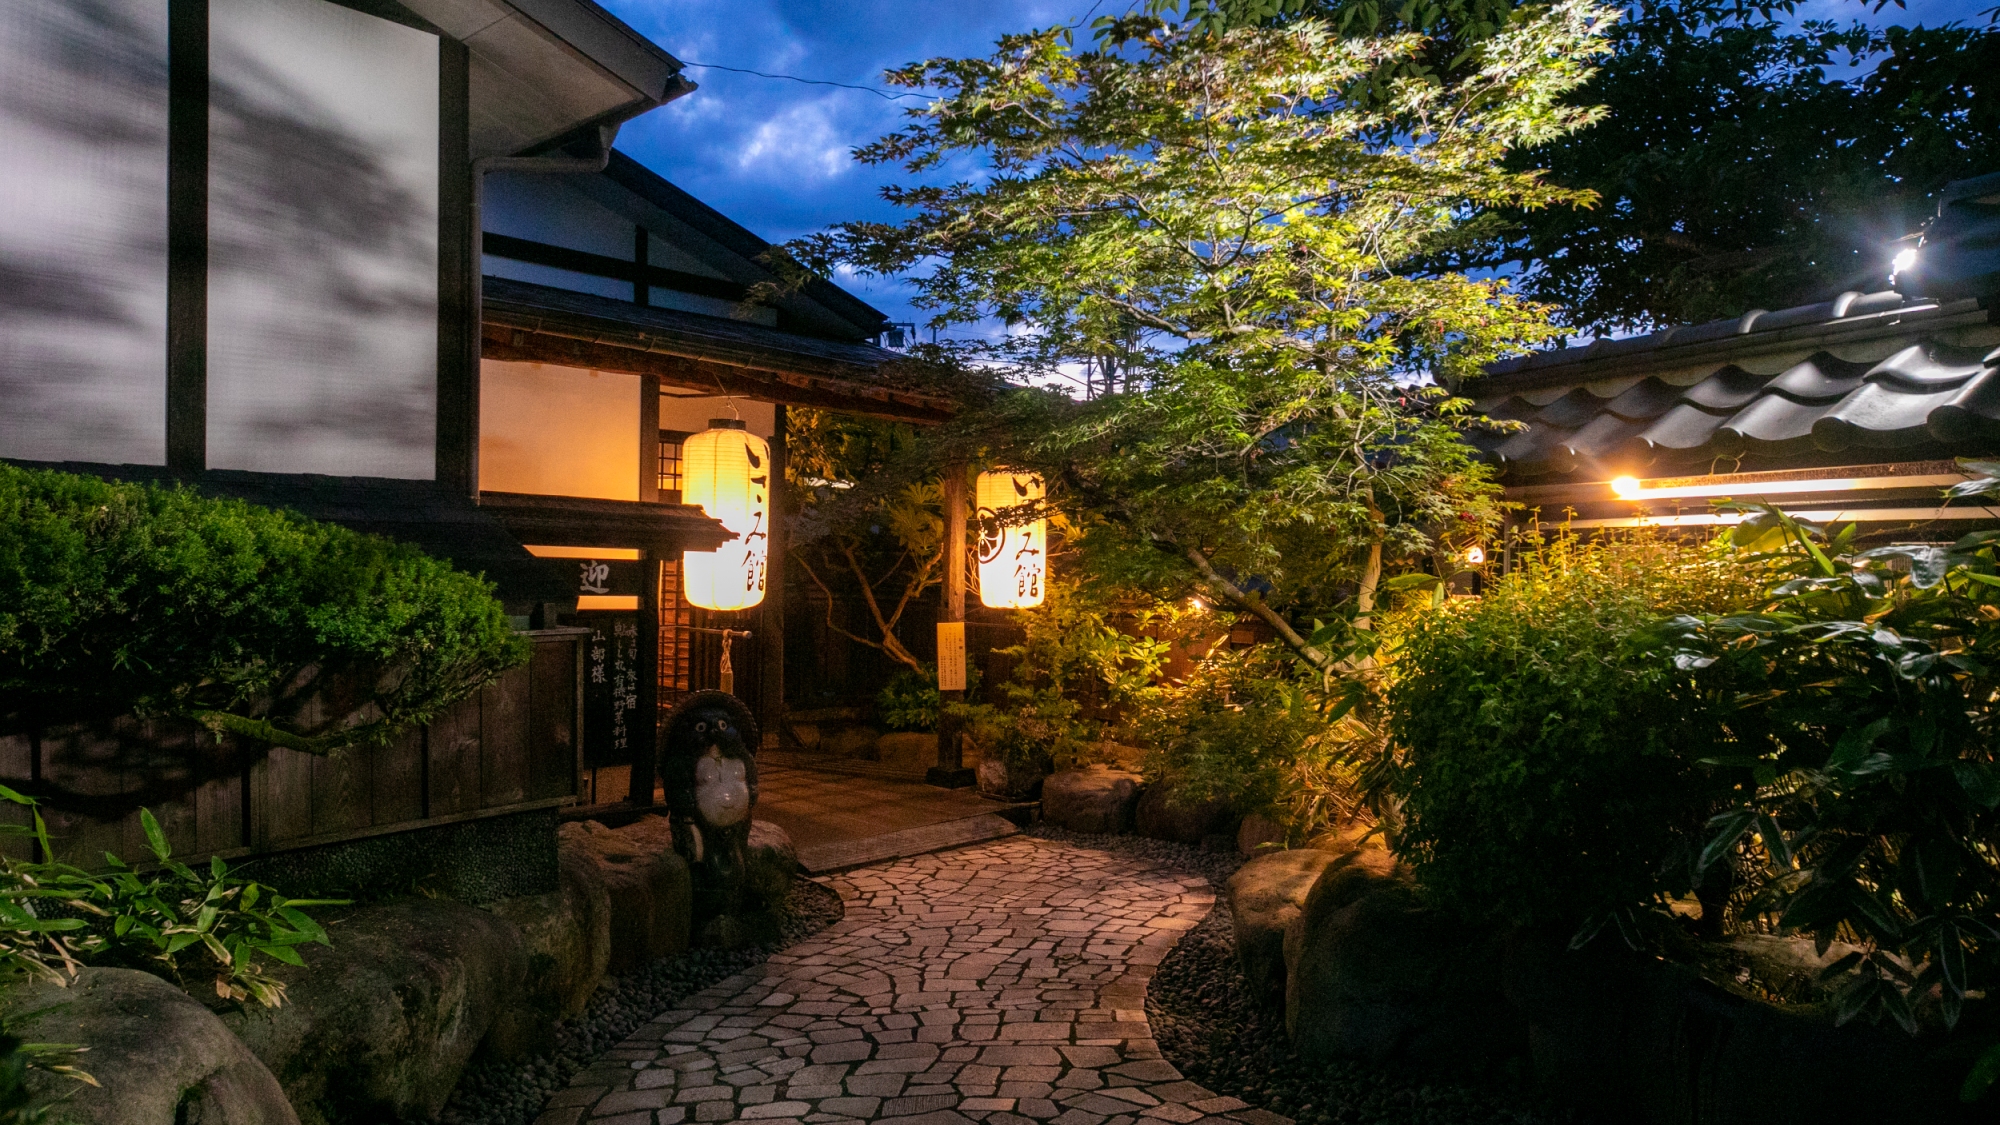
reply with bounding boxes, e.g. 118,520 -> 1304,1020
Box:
436,37 -> 476,497
165,0 -> 208,475
481,323 -> 952,424
483,233 -> 747,304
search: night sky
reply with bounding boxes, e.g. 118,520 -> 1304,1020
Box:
597,0 -> 1995,334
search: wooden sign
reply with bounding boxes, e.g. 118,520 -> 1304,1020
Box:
936,622 -> 967,691
578,611 -> 640,770
572,559 -> 646,596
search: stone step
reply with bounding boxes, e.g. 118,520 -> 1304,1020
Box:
793,812 -> 1022,874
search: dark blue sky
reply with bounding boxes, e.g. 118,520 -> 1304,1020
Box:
598,0 -> 1994,331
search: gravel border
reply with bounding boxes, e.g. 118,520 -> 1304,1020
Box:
1026,826 -> 1573,1125
440,877 -> 846,1125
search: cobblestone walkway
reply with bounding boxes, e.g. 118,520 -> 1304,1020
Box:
538,836 -> 1286,1125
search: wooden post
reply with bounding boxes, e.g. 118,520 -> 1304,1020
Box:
761,406 -> 788,749
627,554 -> 661,806
928,463 -> 975,788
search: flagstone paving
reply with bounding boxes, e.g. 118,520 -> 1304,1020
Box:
536,835 -> 1290,1125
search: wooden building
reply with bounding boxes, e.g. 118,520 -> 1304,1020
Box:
0,0 -> 950,850
1458,289 -> 2000,539
471,150 -> 951,803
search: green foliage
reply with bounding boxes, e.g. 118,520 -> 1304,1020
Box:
876,663 -> 982,732
1647,472 -> 2000,1038
800,5 -> 1607,671
1136,643 -> 1372,842
0,464 -> 527,752
0,1017 -> 93,1124
1170,0 -> 2000,333
952,580 -> 1175,772
0,788 -> 339,1008
1386,530 -> 1761,930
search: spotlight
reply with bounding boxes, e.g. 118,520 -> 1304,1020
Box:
1464,545 -> 1486,566
1611,475 -> 1642,500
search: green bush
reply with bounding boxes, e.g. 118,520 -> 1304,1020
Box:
876,663 -> 979,732
1136,644 -> 1368,843
0,465 -> 526,751
1386,530 -> 1761,931
950,578 -> 1173,772
0,787 -> 338,1008
1649,485 -> 2000,1052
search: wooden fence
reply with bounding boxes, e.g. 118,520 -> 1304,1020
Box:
0,629 -> 587,868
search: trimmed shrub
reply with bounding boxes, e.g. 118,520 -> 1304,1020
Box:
0,464 -> 526,750
1385,531 -> 1760,931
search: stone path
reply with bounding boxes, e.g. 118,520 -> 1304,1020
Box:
537,836 -> 1287,1125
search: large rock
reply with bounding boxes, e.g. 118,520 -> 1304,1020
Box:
480,842 -> 614,1058
0,967 -> 298,1125
1504,936 -> 1976,1125
873,731 -> 935,770
222,900 -> 527,1125
749,818 -> 799,875
1134,781 -> 1234,845
558,817 -> 693,972
1043,767 -> 1144,834
1283,850 -> 1521,1069
1236,812 -> 1287,855
820,726 -> 881,758
1227,848 -> 1340,1005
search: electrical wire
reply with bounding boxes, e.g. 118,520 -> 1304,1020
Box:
677,62 -> 933,102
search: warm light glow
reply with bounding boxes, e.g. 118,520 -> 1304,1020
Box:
577,595 -> 640,611
1464,545 -> 1486,566
1892,247 -> 1919,276
682,420 -> 770,611
977,470 -> 1047,609
525,545 -> 642,560
1607,473 -> 1963,502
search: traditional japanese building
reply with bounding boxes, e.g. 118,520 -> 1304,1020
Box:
0,0 -> 949,814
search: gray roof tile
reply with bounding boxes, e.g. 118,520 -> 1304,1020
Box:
1465,290 -> 2000,478
1765,358 -> 1870,402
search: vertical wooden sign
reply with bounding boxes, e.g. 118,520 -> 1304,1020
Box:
936,622 -> 967,692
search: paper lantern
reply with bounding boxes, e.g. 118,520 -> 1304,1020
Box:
976,470 -> 1046,609
682,420 -> 770,611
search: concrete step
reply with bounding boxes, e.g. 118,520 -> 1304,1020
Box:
794,812 -> 1022,875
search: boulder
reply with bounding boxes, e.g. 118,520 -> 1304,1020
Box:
749,818 -> 799,875
977,751 -> 1049,801
1236,812 -> 1286,856
480,842 -> 614,1058
558,817 -> 693,972
1503,936 -> 1976,1125
1134,781 -> 1234,845
1042,767 -> 1144,834
1227,849 -> 1340,1004
874,731 -> 936,770
0,967 -> 298,1125
1283,850 -> 1520,1070
820,725 -> 881,758
221,899 -> 525,1125
786,722 -> 822,751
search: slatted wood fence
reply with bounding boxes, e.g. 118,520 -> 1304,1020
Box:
0,629 -> 587,868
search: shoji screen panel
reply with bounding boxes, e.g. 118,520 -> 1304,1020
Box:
0,1 -> 170,465
205,0 -> 438,478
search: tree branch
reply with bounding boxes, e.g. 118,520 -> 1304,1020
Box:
1180,546 -> 1331,672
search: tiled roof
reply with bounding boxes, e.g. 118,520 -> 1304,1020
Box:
1461,292 -> 2000,479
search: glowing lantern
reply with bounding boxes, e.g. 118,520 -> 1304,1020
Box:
682,420 -> 769,611
1463,545 -> 1486,566
976,469 -> 1046,609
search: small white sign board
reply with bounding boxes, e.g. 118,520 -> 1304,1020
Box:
936,622 -> 967,691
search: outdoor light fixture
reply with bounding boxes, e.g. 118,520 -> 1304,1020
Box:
682,419 -> 769,611
976,469 -> 1046,609
1891,247 -> 1919,281
1611,475 -> 1642,500
1607,472 -> 1965,502
1463,545 -> 1486,566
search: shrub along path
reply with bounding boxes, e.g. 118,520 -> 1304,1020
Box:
535,836 -> 1285,1125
